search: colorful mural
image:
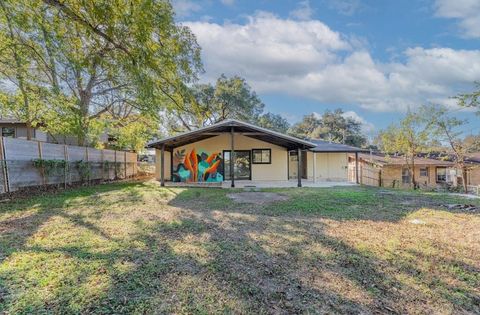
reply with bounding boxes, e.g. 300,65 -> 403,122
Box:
172,148 -> 224,182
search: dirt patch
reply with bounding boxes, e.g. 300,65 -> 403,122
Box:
227,192 -> 289,204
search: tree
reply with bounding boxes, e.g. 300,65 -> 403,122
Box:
0,0 -> 202,146
463,134 -> 480,153
456,83 -> 480,112
378,110 -> 430,189
422,104 -> 474,193
166,75 -> 287,133
256,112 -> 290,133
288,109 -> 367,147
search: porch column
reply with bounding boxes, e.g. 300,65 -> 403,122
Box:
297,148 -> 302,187
160,144 -> 165,187
313,152 -> 317,183
355,151 -> 359,184
230,126 -> 235,188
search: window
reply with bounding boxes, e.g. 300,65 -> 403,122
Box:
420,167 -> 428,177
252,149 -> 271,164
436,167 -> 447,182
402,168 -> 411,184
1,127 -> 15,137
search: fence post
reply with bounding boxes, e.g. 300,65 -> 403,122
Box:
101,149 -> 104,181
378,169 -> 382,187
124,151 -> 127,179
64,145 -> 68,189
38,141 -> 46,186
85,147 -> 90,185
360,164 -> 363,185
113,150 -> 116,179
0,137 -> 8,193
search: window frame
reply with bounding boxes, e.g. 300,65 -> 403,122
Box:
251,148 -> 272,164
436,167 -> 447,182
401,167 -> 411,184
1,127 -> 15,138
419,167 -> 428,177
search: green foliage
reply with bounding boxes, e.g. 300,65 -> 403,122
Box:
456,83 -> 480,113
75,160 -> 90,182
0,0 -> 202,147
166,74 -> 289,133
256,112 -> 290,133
32,158 -> 67,176
288,109 -> 367,147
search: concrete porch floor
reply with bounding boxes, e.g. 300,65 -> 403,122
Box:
221,180 -> 357,188
161,180 -> 357,189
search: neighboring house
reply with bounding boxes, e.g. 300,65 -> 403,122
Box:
0,118 -> 109,146
0,118 -> 48,142
348,153 -> 456,188
465,153 -> 480,186
147,119 -> 367,186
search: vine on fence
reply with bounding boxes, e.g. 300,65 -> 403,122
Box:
32,159 -> 67,177
75,160 -> 91,182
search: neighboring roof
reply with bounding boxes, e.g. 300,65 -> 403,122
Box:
0,117 -> 24,124
309,139 -> 368,153
147,119 -> 316,151
466,152 -> 480,164
352,153 -> 455,167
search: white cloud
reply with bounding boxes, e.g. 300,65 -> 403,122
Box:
172,0 -> 202,17
342,111 -> 375,134
434,0 -> 480,38
326,0 -> 362,16
289,1 -> 315,21
220,0 -> 235,6
186,12 -> 480,113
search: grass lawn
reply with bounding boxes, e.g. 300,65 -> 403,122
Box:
0,181 -> 479,314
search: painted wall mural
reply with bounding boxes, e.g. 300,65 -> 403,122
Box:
172,148 -> 224,182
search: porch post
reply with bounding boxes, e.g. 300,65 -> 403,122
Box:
230,126 -> 235,188
313,152 -> 317,183
355,151 -> 359,184
160,144 -> 165,187
297,147 -> 302,187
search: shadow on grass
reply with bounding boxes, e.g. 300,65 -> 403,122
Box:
0,183 -> 478,313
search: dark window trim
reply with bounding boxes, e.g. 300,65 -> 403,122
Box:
252,148 -> 272,164
419,167 -> 428,177
436,166 -> 447,183
1,126 -> 16,138
223,150 -> 252,181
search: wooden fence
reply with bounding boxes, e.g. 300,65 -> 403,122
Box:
348,164 -> 382,187
0,137 -> 137,193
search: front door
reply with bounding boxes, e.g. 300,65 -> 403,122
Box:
223,150 -> 251,180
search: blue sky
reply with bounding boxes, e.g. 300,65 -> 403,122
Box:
172,0 -> 480,137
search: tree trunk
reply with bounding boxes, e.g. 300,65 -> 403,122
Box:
411,155 -> 417,189
461,165 -> 468,193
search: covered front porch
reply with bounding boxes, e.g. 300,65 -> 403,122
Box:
148,119 -> 317,188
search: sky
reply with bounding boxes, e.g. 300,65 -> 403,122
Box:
172,0 -> 480,138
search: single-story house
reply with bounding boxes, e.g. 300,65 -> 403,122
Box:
465,153 -> 480,186
0,118 -> 48,142
348,153 -> 457,188
147,119 -> 367,187
0,117 -> 110,146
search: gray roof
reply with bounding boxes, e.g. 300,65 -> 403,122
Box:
309,139 -> 368,153
148,119 -> 316,151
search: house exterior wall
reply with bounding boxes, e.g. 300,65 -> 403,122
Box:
155,133 -> 288,182
467,166 -> 480,186
155,150 -> 171,181
288,152 -> 349,181
0,123 -> 47,142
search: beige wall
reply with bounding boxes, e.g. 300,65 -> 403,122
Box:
155,133 -> 288,182
467,166 -> 480,186
288,151 -> 349,182
155,150 -> 171,181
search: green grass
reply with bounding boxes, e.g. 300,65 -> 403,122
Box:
0,181 -> 479,314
